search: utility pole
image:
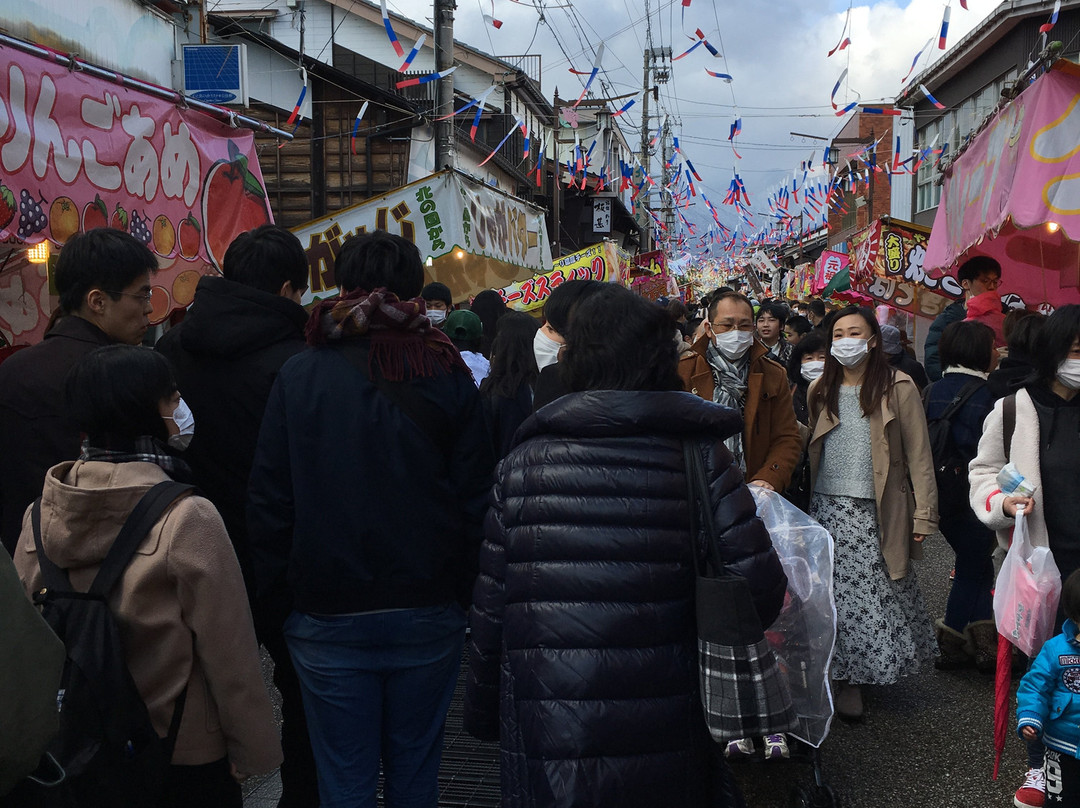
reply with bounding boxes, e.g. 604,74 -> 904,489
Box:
552,93 -> 562,257
661,115 -> 675,248
434,0 -> 456,170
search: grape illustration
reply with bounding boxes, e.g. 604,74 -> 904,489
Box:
17,190 -> 47,239
129,211 -> 152,246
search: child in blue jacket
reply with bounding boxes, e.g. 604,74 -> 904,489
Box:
1017,569 -> 1080,805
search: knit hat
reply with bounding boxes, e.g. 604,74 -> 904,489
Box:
445,309 -> 483,342
880,324 -> 903,356
421,282 -> 453,308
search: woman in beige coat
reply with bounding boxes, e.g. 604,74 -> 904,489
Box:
15,345 -> 281,807
806,307 -> 939,720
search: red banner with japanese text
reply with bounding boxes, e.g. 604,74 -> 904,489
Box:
0,46 -> 273,346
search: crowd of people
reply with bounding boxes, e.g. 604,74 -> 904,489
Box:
0,227 -> 1076,808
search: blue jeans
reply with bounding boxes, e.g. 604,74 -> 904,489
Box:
940,511 -> 995,631
284,605 -> 466,808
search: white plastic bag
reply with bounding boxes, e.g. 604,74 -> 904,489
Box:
749,487 -> 837,748
993,508 -> 1061,658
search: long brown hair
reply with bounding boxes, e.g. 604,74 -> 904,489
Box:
813,306 -> 895,420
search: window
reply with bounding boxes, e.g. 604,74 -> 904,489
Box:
841,188 -> 857,230
916,118 -> 943,213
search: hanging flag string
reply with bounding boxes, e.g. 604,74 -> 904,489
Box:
570,44 -> 605,107
919,83 -> 946,109
1041,0 -> 1061,33
705,70 -> 733,81
350,101 -> 370,155
398,34 -> 426,73
479,116 -> 526,166
611,92 -> 641,117
396,65 -> 458,89
434,86 -> 497,122
938,5 -> 951,50
381,0 -> 405,57
901,37 -> 935,83
828,7 -> 852,57
484,0 -> 503,28
285,82 -> 307,127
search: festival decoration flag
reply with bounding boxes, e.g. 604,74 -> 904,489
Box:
696,29 -> 721,57
1041,0 -> 1061,33
828,7 -> 852,57
611,92 -> 641,117
861,107 -> 902,116
381,0 -> 405,58
285,83 -> 307,128
902,37 -> 935,83
395,65 -> 458,89
398,34 -> 427,73
919,83 -> 946,109
686,159 -> 703,182
938,5 -> 951,50
521,120 -> 530,159
959,0 -> 968,7
705,70 -> 733,81
350,101 -> 370,155
673,39 -> 705,61
831,68 -> 848,109
570,44 -> 605,107
479,116 -> 526,167
435,85 -> 497,122
484,0 -> 503,28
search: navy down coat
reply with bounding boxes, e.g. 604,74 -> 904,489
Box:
465,389 -> 787,808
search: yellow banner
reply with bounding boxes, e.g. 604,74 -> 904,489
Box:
497,242 -> 627,313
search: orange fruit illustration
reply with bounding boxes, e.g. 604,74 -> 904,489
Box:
49,196 -> 79,243
153,215 -> 176,257
171,269 -> 201,307
148,285 -> 171,325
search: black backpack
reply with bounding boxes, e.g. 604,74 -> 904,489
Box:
924,378 -> 984,516
27,481 -> 193,808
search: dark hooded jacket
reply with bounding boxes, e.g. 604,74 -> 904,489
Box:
155,276 -> 308,596
465,390 -> 787,808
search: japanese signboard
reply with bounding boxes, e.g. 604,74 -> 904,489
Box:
592,198 -> 612,234
0,46 -> 273,346
633,250 -> 667,276
813,251 -> 848,294
294,169 -> 552,305
849,219 -> 962,319
497,241 -> 628,313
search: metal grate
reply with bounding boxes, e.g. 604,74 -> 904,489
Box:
434,653 -> 502,807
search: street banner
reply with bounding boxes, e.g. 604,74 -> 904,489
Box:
633,250 -> 667,275
924,60 -> 1080,308
812,251 -> 848,294
294,169 -> 552,305
497,241 -> 628,313
0,45 -> 273,346
849,218 -> 962,318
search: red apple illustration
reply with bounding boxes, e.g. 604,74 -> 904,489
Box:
201,140 -> 271,269
177,213 -> 201,260
82,194 -> 108,232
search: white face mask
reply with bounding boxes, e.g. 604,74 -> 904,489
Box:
1057,358 -> 1080,390
831,337 -> 870,368
800,360 -> 825,382
533,329 -> 563,371
167,397 -> 195,451
426,309 -> 447,326
714,329 -> 755,362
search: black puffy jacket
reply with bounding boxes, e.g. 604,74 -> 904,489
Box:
465,390 -> 787,808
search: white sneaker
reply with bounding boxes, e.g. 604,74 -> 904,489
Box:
724,737 -> 754,758
764,734 -> 790,760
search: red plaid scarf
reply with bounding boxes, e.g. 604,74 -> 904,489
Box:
305,287 -> 468,382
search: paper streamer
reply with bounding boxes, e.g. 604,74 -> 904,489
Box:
919,83 -> 946,109
902,37 -> 935,83
398,34 -> 426,73
673,39 -> 705,61
828,7 -> 852,57
706,70 -> 733,81
479,116 -> 526,166
1041,0 -> 1061,33
571,44 -> 605,107
696,29 -> 721,58
395,65 -> 458,89
381,0 -> 405,58
938,5 -> 951,50
831,68 -> 848,109
285,83 -> 307,127
350,101 -> 370,155
611,93 -> 640,117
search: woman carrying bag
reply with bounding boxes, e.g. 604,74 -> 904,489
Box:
806,306 -> 938,721
465,284 -> 788,808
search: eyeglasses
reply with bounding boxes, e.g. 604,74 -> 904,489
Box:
107,290 -> 153,303
710,322 -> 755,332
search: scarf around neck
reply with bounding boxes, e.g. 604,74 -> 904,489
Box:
305,287 -> 469,382
706,341 -> 749,472
80,436 -> 192,481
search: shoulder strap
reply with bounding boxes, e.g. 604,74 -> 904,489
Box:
89,481 -> 195,597
936,378 -> 986,423
1003,393 -> 1016,462
31,498 -> 72,593
682,440 -> 725,577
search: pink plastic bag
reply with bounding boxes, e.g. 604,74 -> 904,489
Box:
993,508 -> 1061,658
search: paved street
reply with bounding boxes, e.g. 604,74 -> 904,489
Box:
245,532 -> 1024,808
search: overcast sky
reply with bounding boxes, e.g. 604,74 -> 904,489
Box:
384,0 -> 1010,243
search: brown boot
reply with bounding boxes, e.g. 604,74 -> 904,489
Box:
965,620 -> 998,675
934,619 -> 973,670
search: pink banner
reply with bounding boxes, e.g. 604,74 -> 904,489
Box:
0,46 -> 273,345
924,61 -> 1080,308
812,250 -> 848,294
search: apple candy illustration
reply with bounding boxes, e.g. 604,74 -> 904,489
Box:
201,140 -> 271,269
82,194 -> 108,232
177,214 -> 201,260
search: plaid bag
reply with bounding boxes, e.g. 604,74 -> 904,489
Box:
684,440 -> 797,743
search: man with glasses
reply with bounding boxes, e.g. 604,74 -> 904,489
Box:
0,228 -> 156,554
923,256 -> 1002,382
679,291 -> 801,494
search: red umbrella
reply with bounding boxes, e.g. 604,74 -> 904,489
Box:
993,633 -> 1014,780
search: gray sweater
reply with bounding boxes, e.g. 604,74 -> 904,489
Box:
814,386 -> 875,500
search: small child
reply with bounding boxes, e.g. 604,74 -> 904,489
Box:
1017,568 -> 1080,806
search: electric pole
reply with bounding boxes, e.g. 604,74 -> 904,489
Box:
638,0 -> 670,253
434,0 -> 456,170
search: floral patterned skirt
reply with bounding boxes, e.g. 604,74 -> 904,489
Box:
809,493 -> 936,685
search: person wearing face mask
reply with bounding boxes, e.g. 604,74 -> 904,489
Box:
681,291 -> 801,495
806,306 -> 938,721
786,331 -> 827,426
969,304 -> 1080,808
421,281 -> 454,329
531,280 -> 606,411
13,345 -> 282,806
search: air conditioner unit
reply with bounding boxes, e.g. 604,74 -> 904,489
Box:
181,44 -> 249,106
